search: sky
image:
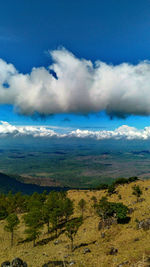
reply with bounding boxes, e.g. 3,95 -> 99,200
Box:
1,0 -> 150,139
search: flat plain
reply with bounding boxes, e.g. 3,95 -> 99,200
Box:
0,139 -> 150,188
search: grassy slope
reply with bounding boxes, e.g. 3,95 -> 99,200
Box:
1,180 -> 150,266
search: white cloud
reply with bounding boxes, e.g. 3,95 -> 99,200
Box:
0,121 -> 60,138
69,125 -> 150,140
0,48 -> 150,117
1,121 -> 150,140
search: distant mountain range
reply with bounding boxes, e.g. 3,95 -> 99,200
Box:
0,172 -> 67,194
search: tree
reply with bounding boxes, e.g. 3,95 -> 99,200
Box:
128,177 -> 138,183
41,202 -> 51,233
65,217 -> 83,251
111,202 -> 129,223
108,184 -> 116,195
24,208 -> 43,247
96,184 -> 108,190
27,197 -> 43,211
78,199 -> 86,217
6,191 -> 16,214
132,185 -> 142,201
50,205 -> 63,237
91,196 -> 97,212
46,192 -> 64,236
0,205 -> 8,220
96,197 -> 129,223
114,178 -> 128,186
13,192 -> 28,213
24,198 -> 44,247
62,197 -> 74,222
42,191 -> 74,236
96,197 -> 112,222
4,213 -> 20,246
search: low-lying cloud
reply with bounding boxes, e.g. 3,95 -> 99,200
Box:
0,121 -> 61,138
1,48 -> 150,117
1,121 -> 150,140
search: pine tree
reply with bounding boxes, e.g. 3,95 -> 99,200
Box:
62,197 -> 74,222
78,199 -> 86,217
24,207 -> 43,247
65,217 -> 83,251
4,213 -> 20,246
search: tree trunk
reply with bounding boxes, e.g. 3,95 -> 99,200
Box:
47,221 -> 50,233
81,208 -> 83,218
55,228 -> 58,238
65,215 -> 68,222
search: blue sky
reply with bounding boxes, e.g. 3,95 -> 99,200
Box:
1,0 -> 150,131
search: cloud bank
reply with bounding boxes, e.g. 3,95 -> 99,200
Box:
1,121 -> 150,140
1,48 -> 150,117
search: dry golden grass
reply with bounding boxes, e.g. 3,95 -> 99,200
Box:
1,180 -> 150,266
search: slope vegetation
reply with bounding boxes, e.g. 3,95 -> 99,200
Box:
1,180 -> 150,266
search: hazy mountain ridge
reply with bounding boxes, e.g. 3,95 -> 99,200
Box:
0,172 -> 66,194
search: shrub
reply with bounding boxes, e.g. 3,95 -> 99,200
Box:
96,197 -> 129,224
96,184 -> 109,190
108,184 -> 116,195
132,185 -> 142,202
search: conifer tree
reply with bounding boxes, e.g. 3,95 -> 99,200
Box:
65,217 -> 83,251
78,199 -> 86,217
24,208 -> 43,247
4,213 -> 20,246
62,197 -> 74,222
24,198 -> 43,247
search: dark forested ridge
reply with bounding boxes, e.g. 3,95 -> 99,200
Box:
0,172 -> 67,194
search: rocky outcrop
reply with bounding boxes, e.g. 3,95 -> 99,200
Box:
42,261 -> 68,267
137,218 -> 150,230
1,262 -> 11,267
98,217 -> 117,230
83,247 -> 91,254
1,258 -> 27,267
108,247 -> 118,255
117,261 -> 129,267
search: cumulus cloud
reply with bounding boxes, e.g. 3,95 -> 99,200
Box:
1,121 -> 150,140
1,48 -> 150,117
0,121 -> 60,138
69,125 -> 150,140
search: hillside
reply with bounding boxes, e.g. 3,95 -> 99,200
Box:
0,172 -> 65,194
1,180 -> 150,266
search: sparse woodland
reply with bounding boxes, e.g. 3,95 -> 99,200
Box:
1,177 -> 150,266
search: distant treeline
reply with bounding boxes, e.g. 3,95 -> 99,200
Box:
95,176 -> 139,190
